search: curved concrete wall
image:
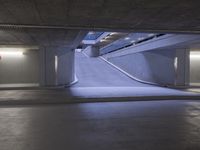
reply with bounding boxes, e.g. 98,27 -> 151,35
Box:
104,49 -> 177,86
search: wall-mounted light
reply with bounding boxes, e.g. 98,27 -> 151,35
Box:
0,51 -> 23,57
190,54 -> 200,59
190,51 -> 200,59
0,48 -> 24,57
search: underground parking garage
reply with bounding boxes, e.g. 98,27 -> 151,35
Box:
0,1 -> 200,150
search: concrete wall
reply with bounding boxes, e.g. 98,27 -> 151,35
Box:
103,49 -> 177,86
83,46 -> 99,57
0,50 -> 39,84
190,51 -> 200,84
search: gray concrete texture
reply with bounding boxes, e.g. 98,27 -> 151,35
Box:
0,29 -> 86,47
1,100 -> 200,150
40,47 -> 76,86
83,46 -> 100,57
0,50 -> 39,84
105,49 -> 177,86
0,0 -> 199,32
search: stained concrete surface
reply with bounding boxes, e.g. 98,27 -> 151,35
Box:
1,100 -> 200,150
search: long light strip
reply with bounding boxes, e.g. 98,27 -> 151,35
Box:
190,52 -> 200,59
190,54 -> 200,59
0,51 -> 23,56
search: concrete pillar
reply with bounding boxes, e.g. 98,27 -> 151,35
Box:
83,46 -> 100,57
39,46 -> 46,86
175,49 -> 190,86
39,46 -> 76,87
56,50 -> 76,86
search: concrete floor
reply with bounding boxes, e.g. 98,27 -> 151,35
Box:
1,100 -> 200,150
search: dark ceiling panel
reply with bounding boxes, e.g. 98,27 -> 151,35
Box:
0,0 -> 198,32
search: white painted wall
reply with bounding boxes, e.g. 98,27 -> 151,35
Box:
0,50 -> 39,84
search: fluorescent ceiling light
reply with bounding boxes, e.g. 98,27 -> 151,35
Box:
88,31 -> 95,35
124,37 -> 130,40
110,32 -> 118,35
100,39 -> 107,42
148,33 -> 155,37
131,40 -> 136,43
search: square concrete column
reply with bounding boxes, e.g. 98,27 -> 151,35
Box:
39,46 -> 76,87
83,46 -> 100,57
175,49 -> 190,86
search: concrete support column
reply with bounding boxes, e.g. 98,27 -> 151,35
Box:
83,46 -> 100,57
175,49 -> 190,86
56,49 -> 76,86
39,46 -> 76,87
39,46 -> 46,86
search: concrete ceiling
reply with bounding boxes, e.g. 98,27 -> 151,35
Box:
0,0 -> 199,50
0,0 -> 199,33
0,28 -> 86,48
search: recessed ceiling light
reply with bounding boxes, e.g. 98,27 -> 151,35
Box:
110,32 -> 117,35
88,31 -> 95,35
131,40 -> 135,43
125,37 -> 130,40
148,33 -> 155,37
138,37 -> 144,40
100,39 -> 106,42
